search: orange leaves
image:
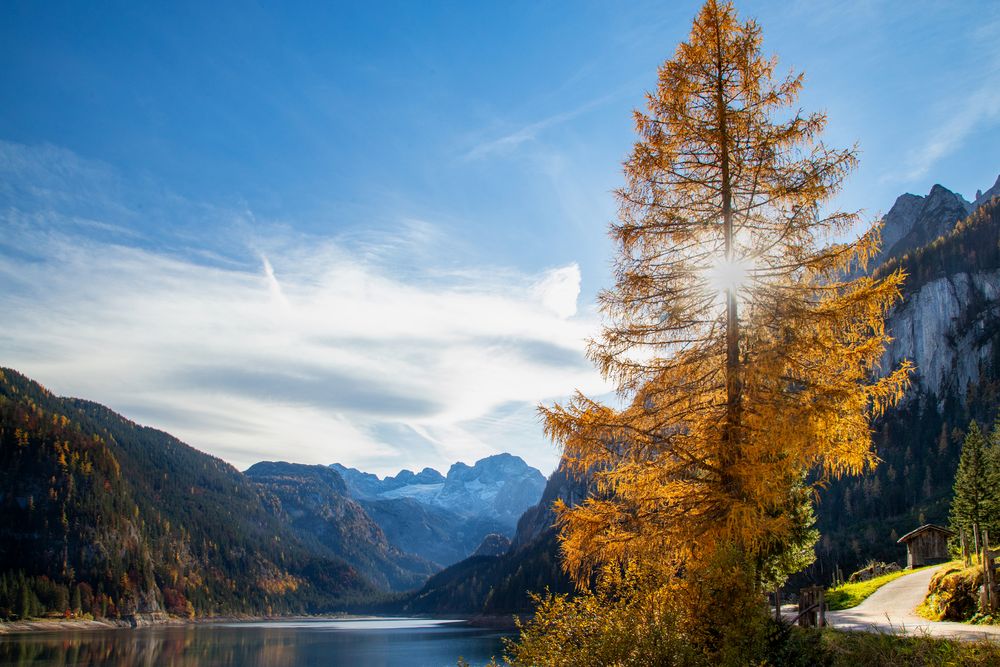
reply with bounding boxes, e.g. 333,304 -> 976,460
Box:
544,0 -> 910,591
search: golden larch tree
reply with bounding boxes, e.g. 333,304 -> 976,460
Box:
541,0 -> 911,588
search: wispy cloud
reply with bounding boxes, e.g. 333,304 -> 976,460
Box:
463,94 -> 616,161
0,142 -> 608,475
888,14 -> 1000,183
892,83 -> 1000,182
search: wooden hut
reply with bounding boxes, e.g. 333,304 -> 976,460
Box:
897,524 -> 956,568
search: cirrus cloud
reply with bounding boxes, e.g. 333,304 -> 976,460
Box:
0,142 -> 608,476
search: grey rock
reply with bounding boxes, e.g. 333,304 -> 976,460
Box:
883,270 -> 1000,400
471,532 -> 512,557
332,454 -> 545,529
331,454 -> 546,568
974,174 -> 1000,210
510,459 -> 589,552
874,184 -> 972,268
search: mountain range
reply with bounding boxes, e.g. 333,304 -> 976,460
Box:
0,369 -> 545,619
389,173 -> 1000,613
331,456 -> 546,567
3,172 -> 999,621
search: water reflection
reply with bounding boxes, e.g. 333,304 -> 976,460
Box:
0,619 -> 510,667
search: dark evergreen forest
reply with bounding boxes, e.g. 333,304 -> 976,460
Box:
812,198 -> 1000,578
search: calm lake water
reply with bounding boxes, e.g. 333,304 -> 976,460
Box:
0,618 -> 513,667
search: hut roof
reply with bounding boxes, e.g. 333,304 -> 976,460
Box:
896,524 -> 956,544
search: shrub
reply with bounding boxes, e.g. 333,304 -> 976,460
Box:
921,565 -> 982,621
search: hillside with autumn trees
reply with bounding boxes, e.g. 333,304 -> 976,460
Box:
0,367 -> 374,621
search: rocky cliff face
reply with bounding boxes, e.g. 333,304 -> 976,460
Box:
330,453 -> 546,568
973,174 -> 1000,210
436,454 -> 548,525
884,269 -> 1000,398
875,184 -> 971,267
876,176 -> 1000,402
334,454 -> 545,527
510,460 -> 589,551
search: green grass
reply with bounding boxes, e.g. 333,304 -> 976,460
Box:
826,564 -> 940,611
796,627 -> 1000,666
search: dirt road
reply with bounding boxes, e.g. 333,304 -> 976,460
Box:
826,565 -> 1000,641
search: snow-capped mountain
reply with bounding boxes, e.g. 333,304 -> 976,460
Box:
331,453 -> 547,567
332,453 -> 546,526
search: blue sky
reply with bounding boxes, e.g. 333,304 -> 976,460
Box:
1,0 -> 998,475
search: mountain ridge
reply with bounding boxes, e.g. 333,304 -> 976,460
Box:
0,368 -> 374,620
330,453 -> 547,568
244,461 -> 437,592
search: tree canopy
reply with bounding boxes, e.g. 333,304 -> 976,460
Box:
951,420 -> 1000,550
541,0 -> 910,591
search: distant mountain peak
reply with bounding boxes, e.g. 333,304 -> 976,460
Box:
876,182 -> 972,267
974,173 -> 1000,210
875,175 -> 999,269
332,454 -> 546,528
393,467 -> 446,485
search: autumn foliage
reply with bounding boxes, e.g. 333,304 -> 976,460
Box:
541,0 -> 910,598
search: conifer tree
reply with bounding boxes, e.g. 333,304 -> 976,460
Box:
989,419 -> 1000,534
953,420 -> 997,550
541,0 -> 910,592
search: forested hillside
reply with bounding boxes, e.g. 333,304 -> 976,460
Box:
812,194 -> 1000,577
245,461 -> 436,591
0,369 -> 372,621
398,462 -> 584,614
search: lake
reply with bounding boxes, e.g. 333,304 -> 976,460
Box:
0,618 -> 514,667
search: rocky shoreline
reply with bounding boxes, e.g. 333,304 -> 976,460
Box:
0,612 -> 513,636
0,612 -> 324,635
0,612 -> 182,635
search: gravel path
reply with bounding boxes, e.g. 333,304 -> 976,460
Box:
825,565 -> 1000,641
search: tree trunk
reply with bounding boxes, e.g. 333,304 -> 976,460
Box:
714,12 -> 741,495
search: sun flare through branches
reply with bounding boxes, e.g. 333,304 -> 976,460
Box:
542,0 -> 912,601
703,255 -> 757,298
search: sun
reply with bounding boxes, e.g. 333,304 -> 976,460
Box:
704,255 -> 756,295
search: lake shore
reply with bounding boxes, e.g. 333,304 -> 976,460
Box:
0,615 -> 179,635
0,612 -> 514,636
0,613 -> 332,636
461,614 -> 527,631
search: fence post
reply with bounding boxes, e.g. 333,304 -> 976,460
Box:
984,530 -> 996,612
817,587 -> 826,627
797,588 -> 810,627
798,585 -> 825,628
